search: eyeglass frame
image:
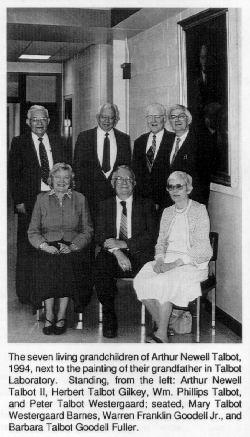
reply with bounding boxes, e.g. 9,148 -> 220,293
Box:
30,117 -> 48,124
169,114 -> 187,121
146,115 -> 165,122
99,115 -> 116,121
112,176 -> 134,184
167,183 -> 187,191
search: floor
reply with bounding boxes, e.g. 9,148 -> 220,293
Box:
7,194 -> 241,344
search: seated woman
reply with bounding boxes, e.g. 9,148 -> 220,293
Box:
133,171 -> 212,343
28,163 -> 93,335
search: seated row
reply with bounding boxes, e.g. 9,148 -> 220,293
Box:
27,163 -> 212,342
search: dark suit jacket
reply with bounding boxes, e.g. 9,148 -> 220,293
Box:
95,195 -> 157,259
132,129 -> 175,208
8,132 -> 68,215
73,127 -> 131,219
167,129 -> 211,206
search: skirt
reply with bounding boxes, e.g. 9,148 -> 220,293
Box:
30,241 -> 91,311
134,254 -> 208,307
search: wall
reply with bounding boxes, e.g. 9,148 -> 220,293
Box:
127,8 -> 242,323
63,44 -> 113,149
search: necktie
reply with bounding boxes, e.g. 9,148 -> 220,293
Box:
38,137 -> 50,184
146,134 -> 156,171
171,137 -> 181,164
102,133 -> 110,173
119,201 -> 127,240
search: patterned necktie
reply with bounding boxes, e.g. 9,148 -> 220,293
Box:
102,133 -> 110,173
171,137 -> 181,164
38,137 -> 50,184
119,201 -> 127,240
146,134 -> 156,171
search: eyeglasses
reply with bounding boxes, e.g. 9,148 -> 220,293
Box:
169,114 -> 187,121
146,115 -> 164,122
167,184 -> 187,191
113,176 -> 134,184
30,117 -> 48,124
100,116 -> 115,121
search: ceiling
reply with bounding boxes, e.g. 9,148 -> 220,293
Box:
7,8 -> 186,64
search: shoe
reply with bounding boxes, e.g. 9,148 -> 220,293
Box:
54,319 -> 67,335
103,315 -> 118,338
146,334 -> 164,343
43,319 -> 54,335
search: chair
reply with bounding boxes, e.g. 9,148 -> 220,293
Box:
172,231 -> 218,343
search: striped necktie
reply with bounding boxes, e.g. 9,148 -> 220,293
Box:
119,201 -> 127,240
146,134 -> 156,171
38,137 -> 50,184
171,137 -> 181,164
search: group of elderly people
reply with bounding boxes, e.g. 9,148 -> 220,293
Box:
8,101 -> 213,342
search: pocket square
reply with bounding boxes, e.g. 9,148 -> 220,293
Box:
183,154 -> 188,160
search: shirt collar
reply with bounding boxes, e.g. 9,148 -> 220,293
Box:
97,126 -> 114,136
150,129 -> 164,141
176,129 -> 189,142
116,195 -> 133,205
49,188 -> 72,198
32,132 -> 48,142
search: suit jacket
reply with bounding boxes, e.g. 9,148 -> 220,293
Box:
8,132 -> 68,215
95,195 -> 157,258
73,127 -> 131,218
132,129 -> 175,208
167,130 -> 211,206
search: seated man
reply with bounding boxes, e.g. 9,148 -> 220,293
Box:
94,165 -> 157,338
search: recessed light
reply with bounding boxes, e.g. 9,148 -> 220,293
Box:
19,55 -> 51,60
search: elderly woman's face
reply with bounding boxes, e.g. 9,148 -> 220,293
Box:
167,175 -> 189,206
53,169 -> 71,194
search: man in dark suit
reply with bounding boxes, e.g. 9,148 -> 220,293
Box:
73,103 -> 131,223
94,165 -> 157,338
8,105 -> 69,303
132,103 -> 175,216
167,104 -> 212,207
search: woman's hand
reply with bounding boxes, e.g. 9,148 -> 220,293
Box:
59,243 -> 71,254
42,244 -> 59,255
153,258 -> 164,274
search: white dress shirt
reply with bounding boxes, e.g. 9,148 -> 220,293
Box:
170,130 -> 189,163
146,129 -> 164,160
97,126 -> 117,178
32,132 -> 53,191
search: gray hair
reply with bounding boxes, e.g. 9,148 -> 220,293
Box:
167,171 -> 193,192
112,165 -> 135,181
168,104 -> 192,125
146,103 -> 166,116
27,105 -> 49,119
47,163 -> 75,189
96,103 -> 120,123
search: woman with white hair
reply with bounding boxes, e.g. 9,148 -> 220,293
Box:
134,171 -> 212,343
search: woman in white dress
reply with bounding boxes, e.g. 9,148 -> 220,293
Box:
133,171 -> 212,343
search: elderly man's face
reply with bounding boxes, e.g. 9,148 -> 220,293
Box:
27,108 -> 49,137
169,108 -> 189,136
146,106 -> 166,134
112,167 -> 135,200
97,106 -> 116,132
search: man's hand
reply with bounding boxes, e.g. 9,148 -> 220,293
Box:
113,250 -> 131,272
16,203 -> 27,214
42,245 -> 59,255
59,243 -> 71,254
104,238 -> 127,250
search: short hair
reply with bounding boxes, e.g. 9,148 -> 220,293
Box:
112,165 -> 135,181
168,104 -> 192,125
167,171 -> 193,192
27,105 -> 49,119
47,162 -> 75,189
96,103 -> 120,123
146,103 -> 166,116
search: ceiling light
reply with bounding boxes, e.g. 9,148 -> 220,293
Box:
19,55 -> 51,60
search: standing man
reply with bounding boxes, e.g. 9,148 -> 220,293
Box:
73,103 -> 131,223
94,165 -> 157,338
167,104 -> 212,207
8,105 -> 69,303
132,103 -> 175,215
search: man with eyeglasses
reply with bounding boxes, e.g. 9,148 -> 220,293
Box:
73,103 -> 131,224
132,103 -> 175,217
167,104 -> 211,207
94,165 -> 157,338
8,105 -> 69,303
